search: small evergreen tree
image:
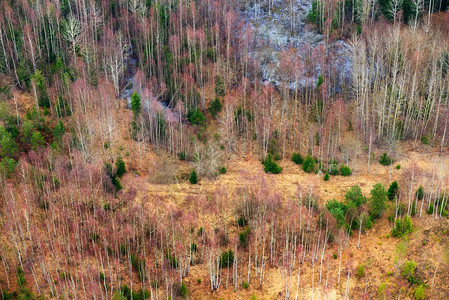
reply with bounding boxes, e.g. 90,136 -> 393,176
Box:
369,183 -> 387,220
328,161 -> 339,175
263,154 -> 282,174
0,158 -> 18,178
219,250 -> 234,268
208,98 -> 222,118
415,284 -> 426,300
179,151 -> 186,160
115,157 -> 126,178
323,172 -> 330,181
291,152 -> 303,165
401,261 -> 417,283
388,181 -> 399,200
326,199 -> 347,226
0,127 -> 18,158
189,170 -> 198,184
219,166 -> 227,174
416,186 -> 424,200
391,215 -> 413,237
104,162 -> 122,193
302,155 -> 315,173
306,1 -> 326,32
215,76 -> 225,97
340,165 -> 352,176
22,120 -> 34,142
130,91 -> 141,116
187,108 -> 205,125
178,282 -> 189,297
53,121 -> 65,142
379,153 -> 393,166
111,174 -> 122,191
345,185 -> 366,207
30,131 -> 45,150
32,70 -> 50,108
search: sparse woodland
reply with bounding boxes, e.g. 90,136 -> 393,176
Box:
0,0 -> 449,299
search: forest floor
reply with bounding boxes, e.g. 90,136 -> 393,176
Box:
132,143 -> 449,299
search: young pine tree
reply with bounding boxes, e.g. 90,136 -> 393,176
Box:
369,183 -> 387,220
387,181 -> 399,200
130,91 -> 141,116
189,170 -> 198,184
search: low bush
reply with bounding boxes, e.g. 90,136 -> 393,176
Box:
356,264 -> 365,278
401,261 -> 417,283
378,283 -> 388,298
415,284 -> 426,300
323,172 -> 330,181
